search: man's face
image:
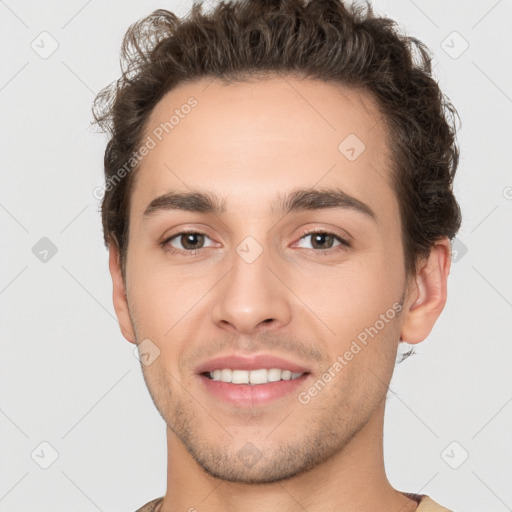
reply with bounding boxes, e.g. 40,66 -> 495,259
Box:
120,76 -> 414,483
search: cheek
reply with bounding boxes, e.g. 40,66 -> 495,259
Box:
290,251 -> 403,337
307,327 -> 397,423
126,248 -> 204,331
126,257 -> 216,378
328,315 -> 401,414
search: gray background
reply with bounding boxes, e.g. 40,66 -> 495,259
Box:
1,0 -> 511,510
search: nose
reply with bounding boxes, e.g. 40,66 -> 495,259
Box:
210,245 -> 293,335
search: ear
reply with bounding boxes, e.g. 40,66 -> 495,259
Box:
400,238 -> 452,344
108,243 -> 136,343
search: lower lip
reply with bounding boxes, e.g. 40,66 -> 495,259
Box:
198,374 -> 309,407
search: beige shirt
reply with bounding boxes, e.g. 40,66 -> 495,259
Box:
135,494 -> 455,511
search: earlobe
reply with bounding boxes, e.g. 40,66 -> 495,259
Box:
400,238 -> 452,344
108,243 -> 136,344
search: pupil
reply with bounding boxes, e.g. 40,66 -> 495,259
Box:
183,233 -> 203,250
313,233 -> 333,249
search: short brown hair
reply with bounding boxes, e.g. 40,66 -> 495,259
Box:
92,0 -> 462,278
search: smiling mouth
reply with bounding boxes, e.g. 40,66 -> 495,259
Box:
202,368 -> 308,385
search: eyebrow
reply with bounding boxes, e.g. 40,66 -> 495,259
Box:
143,187 -> 377,222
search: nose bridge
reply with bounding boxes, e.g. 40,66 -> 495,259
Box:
210,233 -> 292,333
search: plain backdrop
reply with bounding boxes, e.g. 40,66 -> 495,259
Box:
1,0 -> 511,511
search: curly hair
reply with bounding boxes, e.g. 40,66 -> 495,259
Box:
92,0 -> 462,279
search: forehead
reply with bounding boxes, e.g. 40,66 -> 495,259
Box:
131,75 -> 397,225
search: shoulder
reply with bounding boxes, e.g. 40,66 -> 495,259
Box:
416,494 -> 457,511
133,497 -> 164,512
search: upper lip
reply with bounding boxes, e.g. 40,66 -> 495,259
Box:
195,353 -> 310,374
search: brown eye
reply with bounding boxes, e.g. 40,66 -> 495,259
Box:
309,233 -> 336,250
296,231 -> 349,251
164,232 -> 215,252
178,233 -> 205,250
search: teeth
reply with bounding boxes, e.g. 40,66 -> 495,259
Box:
232,369 -> 249,384
208,368 -> 304,385
249,369 -> 267,384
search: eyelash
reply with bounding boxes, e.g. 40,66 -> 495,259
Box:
160,229 -> 351,257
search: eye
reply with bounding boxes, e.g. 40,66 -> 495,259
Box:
162,231 -> 216,253
160,229 -> 350,256
295,230 -> 350,252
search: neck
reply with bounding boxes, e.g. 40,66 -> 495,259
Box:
160,400 -> 418,512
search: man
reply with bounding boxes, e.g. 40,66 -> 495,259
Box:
93,0 -> 462,510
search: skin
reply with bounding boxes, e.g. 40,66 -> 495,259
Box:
109,75 -> 451,512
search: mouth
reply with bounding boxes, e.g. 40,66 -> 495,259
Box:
202,368 -> 306,385
198,371 -> 310,407
195,354 -> 311,407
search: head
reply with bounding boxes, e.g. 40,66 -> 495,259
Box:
93,0 -> 461,484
